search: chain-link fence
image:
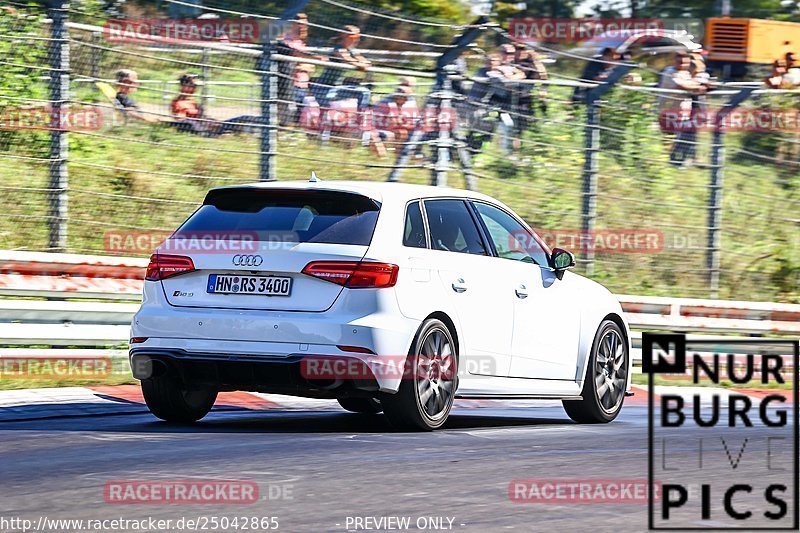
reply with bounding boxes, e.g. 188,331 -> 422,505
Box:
1,0 -> 799,302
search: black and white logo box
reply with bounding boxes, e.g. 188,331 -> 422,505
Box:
645,333 -> 799,530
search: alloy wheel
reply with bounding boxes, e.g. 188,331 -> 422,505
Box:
594,328 -> 627,414
415,328 -> 456,421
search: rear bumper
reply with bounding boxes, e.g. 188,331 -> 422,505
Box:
129,348 -> 391,397
130,286 -> 420,392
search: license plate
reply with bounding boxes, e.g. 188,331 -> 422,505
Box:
207,274 -> 292,296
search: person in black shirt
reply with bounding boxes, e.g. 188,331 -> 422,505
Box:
572,47 -> 618,104
312,26 -> 372,109
114,69 -> 159,123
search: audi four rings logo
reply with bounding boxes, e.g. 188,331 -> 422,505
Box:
232,254 -> 263,267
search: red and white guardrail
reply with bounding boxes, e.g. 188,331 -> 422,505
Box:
0,252 -> 798,355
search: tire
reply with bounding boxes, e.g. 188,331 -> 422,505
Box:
337,397 -> 383,414
381,318 -> 457,431
141,376 -> 217,423
563,320 -> 628,423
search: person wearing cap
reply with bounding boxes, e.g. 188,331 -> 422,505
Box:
170,73 -> 203,119
373,84 -> 416,144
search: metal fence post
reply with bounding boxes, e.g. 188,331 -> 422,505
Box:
432,72 -> 453,187
90,31 -> 100,88
707,127 -> 724,298
581,97 -> 600,276
253,0 -> 310,181
388,17 -> 487,184
580,64 -> 633,277
200,47 -> 210,113
707,88 -> 755,297
48,0 -> 69,251
258,38 -> 277,181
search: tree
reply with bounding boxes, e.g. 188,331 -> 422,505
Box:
495,0 -> 579,22
634,0 -> 799,20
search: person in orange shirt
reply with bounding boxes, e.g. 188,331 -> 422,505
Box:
170,74 -> 203,120
169,73 -> 263,136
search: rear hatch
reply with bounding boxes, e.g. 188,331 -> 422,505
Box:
156,187 -> 380,312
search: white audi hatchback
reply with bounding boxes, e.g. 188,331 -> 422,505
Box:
130,179 -> 631,430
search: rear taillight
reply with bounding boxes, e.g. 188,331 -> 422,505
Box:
145,254 -> 195,281
302,261 -> 399,288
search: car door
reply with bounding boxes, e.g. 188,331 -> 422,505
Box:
471,201 -> 581,381
423,199 -> 513,377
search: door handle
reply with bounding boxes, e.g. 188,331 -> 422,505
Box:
515,284 -> 528,299
452,278 -> 468,293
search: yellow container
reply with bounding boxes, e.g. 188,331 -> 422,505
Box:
706,17 -> 800,64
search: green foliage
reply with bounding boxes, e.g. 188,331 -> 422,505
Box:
0,5 -> 50,154
736,94 -> 800,184
633,0 -> 799,20
494,0 -> 578,21
369,0 -> 470,22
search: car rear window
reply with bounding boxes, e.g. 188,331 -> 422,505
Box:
178,188 -> 380,245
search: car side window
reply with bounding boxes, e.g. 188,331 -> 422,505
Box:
424,199 -> 487,256
403,201 -> 427,249
473,202 -> 549,266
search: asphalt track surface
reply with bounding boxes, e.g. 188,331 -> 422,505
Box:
0,401 -> 796,532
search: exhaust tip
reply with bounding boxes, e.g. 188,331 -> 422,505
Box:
130,355 -> 168,380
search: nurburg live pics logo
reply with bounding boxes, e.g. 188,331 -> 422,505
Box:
644,333 -> 799,530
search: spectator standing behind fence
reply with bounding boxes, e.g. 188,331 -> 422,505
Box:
669,55 -> 711,166
572,47 -> 618,104
764,59 -> 789,89
464,50 -> 526,153
276,13 -> 319,124
313,26 -> 372,110
495,44 -> 526,151
784,52 -> 800,86
464,54 -> 503,152
657,52 -> 690,108
513,43 -> 548,115
467,54 -> 503,104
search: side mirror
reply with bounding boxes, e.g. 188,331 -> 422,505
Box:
551,248 -> 575,280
